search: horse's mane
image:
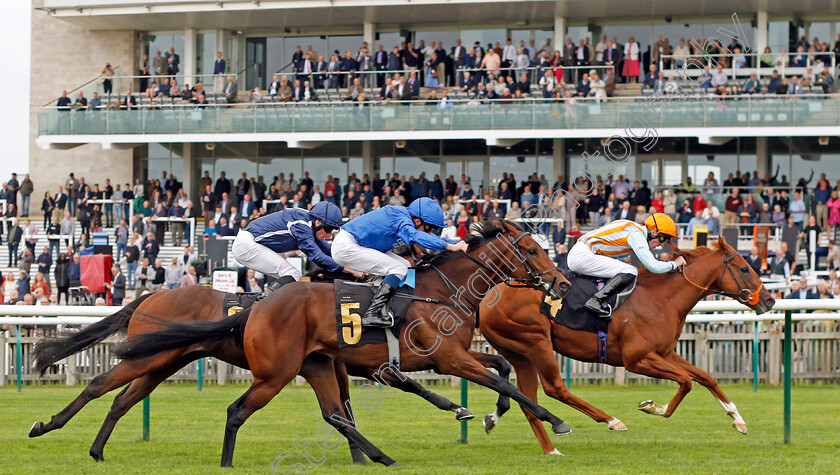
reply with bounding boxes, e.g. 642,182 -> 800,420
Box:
411,219 -> 521,270
637,241 -> 721,279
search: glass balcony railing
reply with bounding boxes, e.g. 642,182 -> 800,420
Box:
38,97 -> 840,137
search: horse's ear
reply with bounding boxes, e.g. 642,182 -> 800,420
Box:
717,235 -> 727,248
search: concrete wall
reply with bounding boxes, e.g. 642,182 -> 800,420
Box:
28,0 -> 136,217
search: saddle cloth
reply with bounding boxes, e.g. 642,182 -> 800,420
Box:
540,272 -> 634,334
223,292 -> 262,317
334,280 -> 414,348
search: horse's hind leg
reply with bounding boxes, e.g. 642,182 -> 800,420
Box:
668,352 -> 748,434
89,366 -> 179,462
469,351 -> 511,428
29,359 -> 163,438
627,352 -> 693,418
300,354 -> 398,467
328,361 -> 366,465
221,376 -> 291,468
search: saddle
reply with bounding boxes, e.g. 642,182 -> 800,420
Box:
333,280 -> 415,348
223,292 -> 261,317
540,272 -> 635,334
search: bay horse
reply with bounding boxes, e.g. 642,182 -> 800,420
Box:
113,220 -> 572,467
476,236 -> 775,455
30,282 -> 506,463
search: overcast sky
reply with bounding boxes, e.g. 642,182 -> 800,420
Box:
0,1 -> 31,179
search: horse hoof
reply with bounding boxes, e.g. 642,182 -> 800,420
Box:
733,422 -> 748,435
547,449 -> 564,456
552,421 -> 572,435
28,421 -> 44,438
608,419 -> 627,431
482,414 -> 496,433
638,400 -> 654,412
455,408 -> 475,421
90,451 -> 105,463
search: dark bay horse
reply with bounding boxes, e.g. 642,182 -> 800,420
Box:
477,236 -> 775,455
30,284 -> 499,463
114,220 -> 571,467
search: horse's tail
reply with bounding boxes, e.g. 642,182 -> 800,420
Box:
34,292 -> 154,375
114,308 -> 252,361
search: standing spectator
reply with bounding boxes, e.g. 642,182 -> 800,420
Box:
105,266 -> 126,305
165,257 -> 184,290
179,265 -> 198,288
789,191 -> 806,231
801,215 -> 822,268
31,272 -> 50,297
7,218 -> 21,267
114,219 -> 128,262
723,188 -> 742,229
622,36 -> 640,83
814,178 -> 831,228
22,219 -> 38,252
60,211 -> 75,249
67,252 -> 81,290
36,247 -> 52,286
150,258 -> 166,292
65,173 -> 78,216
46,217 -> 61,258
19,247 -> 34,274
827,190 -> 840,233
17,270 -> 30,300
19,174 -> 33,217
124,235 -> 140,290
40,191 -> 55,230
213,51 -> 227,93
8,172 -> 20,209
53,253 -> 70,304
142,232 -> 159,263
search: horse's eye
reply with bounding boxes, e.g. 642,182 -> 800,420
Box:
741,266 -> 749,273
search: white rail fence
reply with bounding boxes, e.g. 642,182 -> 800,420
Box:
1,300 -> 838,387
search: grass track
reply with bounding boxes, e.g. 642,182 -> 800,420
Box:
2,382 -> 839,474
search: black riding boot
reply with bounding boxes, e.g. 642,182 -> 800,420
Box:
362,280 -> 397,327
584,273 -> 636,317
261,275 -> 296,299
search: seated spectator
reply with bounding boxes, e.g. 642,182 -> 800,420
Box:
641,64 -> 657,93
505,202 -> 521,220
515,73 -> 531,95
687,211 -> 706,236
577,73 -> 591,97
711,65 -> 728,94
787,76 -> 804,95
742,72 -> 761,94
553,244 -> 568,269
792,46 -> 807,67
74,91 -> 87,111
698,67 -> 713,89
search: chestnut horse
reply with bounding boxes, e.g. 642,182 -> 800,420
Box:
114,220 -> 571,467
477,237 -> 775,455
30,285 -> 503,463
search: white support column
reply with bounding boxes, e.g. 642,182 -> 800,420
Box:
756,10 -> 768,55
215,29 -> 226,58
553,16 -> 567,51
553,139 -> 566,180
362,141 -> 375,178
364,22 -> 376,50
182,143 -> 195,202
184,28 -> 197,88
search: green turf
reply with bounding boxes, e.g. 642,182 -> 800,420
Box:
1,381 -> 838,474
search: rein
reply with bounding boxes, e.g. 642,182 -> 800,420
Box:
676,250 -> 764,306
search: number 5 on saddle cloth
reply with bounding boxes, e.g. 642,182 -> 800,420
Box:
540,272 -> 636,334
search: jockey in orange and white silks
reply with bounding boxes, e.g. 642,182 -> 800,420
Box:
567,213 -> 686,316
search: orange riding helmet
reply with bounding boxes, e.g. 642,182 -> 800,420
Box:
644,213 -> 677,241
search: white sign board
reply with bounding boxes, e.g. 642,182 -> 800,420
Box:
212,270 -> 238,293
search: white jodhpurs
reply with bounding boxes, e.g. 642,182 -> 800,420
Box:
567,241 -> 638,278
331,230 -> 409,279
231,230 -> 302,280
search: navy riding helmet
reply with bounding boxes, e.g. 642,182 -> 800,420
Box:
310,201 -> 343,231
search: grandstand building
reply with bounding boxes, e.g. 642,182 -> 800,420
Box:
30,0 -> 840,203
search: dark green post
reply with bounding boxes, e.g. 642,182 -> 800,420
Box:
565,357 -> 571,388
15,325 -> 22,392
460,378 -> 468,444
142,396 -> 150,441
783,310 -> 792,444
197,358 -> 204,392
752,321 -> 759,393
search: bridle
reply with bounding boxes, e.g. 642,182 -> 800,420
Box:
458,230 -> 558,293
677,249 -> 765,306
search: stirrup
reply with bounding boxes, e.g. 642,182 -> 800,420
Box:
362,311 -> 394,328
585,298 -> 612,317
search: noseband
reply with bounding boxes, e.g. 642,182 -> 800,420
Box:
678,250 -> 765,305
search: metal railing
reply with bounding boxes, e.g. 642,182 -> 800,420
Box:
659,51 -> 837,80
38,94 -> 840,137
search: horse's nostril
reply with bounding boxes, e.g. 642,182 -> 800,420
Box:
560,282 -> 570,290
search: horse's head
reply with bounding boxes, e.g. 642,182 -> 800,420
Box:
711,236 -> 776,314
466,219 -> 570,299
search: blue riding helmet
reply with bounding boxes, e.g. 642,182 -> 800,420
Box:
407,197 -> 445,228
310,201 -> 343,228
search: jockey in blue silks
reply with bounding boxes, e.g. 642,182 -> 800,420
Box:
332,197 -> 468,327
231,201 -> 365,296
